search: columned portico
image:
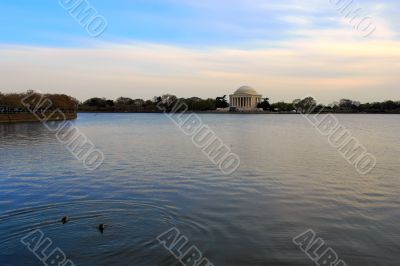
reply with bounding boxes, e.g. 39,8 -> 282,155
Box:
229,86 -> 262,111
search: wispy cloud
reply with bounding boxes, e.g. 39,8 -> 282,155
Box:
0,0 -> 399,102
280,15 -> 313,26
1,32 -> 399,103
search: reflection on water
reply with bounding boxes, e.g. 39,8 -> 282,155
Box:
0,113 -> 399,265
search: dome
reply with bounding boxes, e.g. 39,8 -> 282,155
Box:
234,86 -> 258,95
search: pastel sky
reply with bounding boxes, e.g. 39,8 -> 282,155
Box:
0,0 -> 399,103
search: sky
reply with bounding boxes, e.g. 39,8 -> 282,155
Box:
0,0 -> 399,103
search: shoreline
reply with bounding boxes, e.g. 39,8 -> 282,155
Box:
1,112 -> 398,124
0,113 -> 77,124
77,111 -> 400,115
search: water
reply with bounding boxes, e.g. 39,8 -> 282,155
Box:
0,113 -> 399,266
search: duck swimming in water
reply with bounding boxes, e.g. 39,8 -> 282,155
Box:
98,224 -> 107,233
61,216 -> 69,224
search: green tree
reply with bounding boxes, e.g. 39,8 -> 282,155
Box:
270,101 -> 294,112
215,95 -> 229,108
116,97 -> 134,105
257,98 -> 271,111
293,97 -> 317,113
155,94 -> 178,112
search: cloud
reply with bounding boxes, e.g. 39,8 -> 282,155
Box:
1,32 -> 399,104
0,0 -> 399,104
280,15 -> 313,26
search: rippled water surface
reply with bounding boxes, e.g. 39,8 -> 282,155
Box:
0,113 -> 399,266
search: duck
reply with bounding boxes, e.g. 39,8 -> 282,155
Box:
98,224 -> 107,233
61,216 -> 69,224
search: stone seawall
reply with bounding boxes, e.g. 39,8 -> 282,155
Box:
0,113 -> 77,123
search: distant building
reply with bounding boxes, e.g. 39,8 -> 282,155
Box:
229,86 -> 262,111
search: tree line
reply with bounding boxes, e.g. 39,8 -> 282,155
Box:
80,94 -> 400,113
0,91 -> 79,113
79,94 -> 219,112
2,91 -> 399,114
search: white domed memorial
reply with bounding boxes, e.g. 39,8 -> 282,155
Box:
229,86 -> 262,111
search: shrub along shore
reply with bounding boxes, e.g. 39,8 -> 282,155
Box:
0,91 -> 78,123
